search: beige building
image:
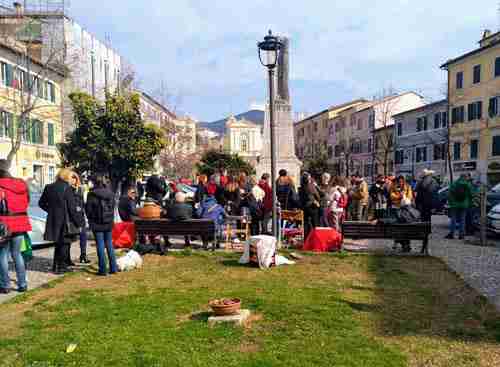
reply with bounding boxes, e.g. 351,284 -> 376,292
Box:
294,109 -> 329,161
0,36 -> 65,188
223,115 -> 262,164
441,29 -> 500,184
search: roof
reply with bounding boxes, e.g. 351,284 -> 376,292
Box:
137,90 -> 177,119
328,98 -> 367,113
294,108 -> 329,125
0,36 -> 66,77
392,99 -> 447,118
440,38 -> 500,69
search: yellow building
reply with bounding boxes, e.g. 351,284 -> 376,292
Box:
0,38 -> 64,188
441,29 -> 500,184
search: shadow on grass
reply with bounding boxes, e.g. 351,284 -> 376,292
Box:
220,259 -> 244,268
190,311 -> 212,322
367,255 -> 500,342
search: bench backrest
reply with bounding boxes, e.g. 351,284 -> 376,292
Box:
342,221 -> 431,240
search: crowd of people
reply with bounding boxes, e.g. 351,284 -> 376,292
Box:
0,154 -> 482,293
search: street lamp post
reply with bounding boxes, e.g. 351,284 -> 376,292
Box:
258,30 -> 282,238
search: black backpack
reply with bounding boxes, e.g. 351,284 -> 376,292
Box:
97,197 -> 115,225
451,183 -> 467,202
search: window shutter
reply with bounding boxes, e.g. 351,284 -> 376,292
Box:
477,101 -> 483,120
468,104 -> 474,121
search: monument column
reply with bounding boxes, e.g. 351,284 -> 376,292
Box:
257,36 -> 302,184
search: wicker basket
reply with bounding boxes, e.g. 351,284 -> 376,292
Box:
137,203 -> 161,219
209,298 -> 241,316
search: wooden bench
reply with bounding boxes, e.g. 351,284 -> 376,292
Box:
134,218 -> 217,250
342,221 -> 432,255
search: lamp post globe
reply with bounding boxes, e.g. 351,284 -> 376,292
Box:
258,30 -> 282,69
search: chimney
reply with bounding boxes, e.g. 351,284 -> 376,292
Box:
483,29 -> 492,39
13,2 -> 23,17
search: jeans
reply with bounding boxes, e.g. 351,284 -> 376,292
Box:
80,228 -> 88,257
0,235 -> 27,290
94,231 -> 118,274
449,208 -> 466,237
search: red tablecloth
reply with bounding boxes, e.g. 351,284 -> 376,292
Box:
302,227 -> 342,252
112,222 -> 136,249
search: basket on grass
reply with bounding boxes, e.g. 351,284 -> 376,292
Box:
209,298 -> 241,316
138,201 -> 161,219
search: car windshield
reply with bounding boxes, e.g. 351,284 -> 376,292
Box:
491,183 -> 500,192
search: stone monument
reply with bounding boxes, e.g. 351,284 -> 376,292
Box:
257,36 -> 302,184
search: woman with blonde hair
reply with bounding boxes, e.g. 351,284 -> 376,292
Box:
39,168 -> 85,274
70,172 -> 90,264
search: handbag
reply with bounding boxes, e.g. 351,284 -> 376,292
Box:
63,187 -> 80,237
0,221 -> 11,247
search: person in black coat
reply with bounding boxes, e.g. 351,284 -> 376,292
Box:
118,188 -> 139,222
166,192 -> 193,248
145,174 -> 167,204
299,172 -> 321,239
85,174 -> 118,276
39,168 -> 84,274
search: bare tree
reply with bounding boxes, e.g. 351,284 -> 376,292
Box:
0,14 -> 69,169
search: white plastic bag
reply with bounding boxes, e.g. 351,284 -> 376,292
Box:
117,250 -> 143,272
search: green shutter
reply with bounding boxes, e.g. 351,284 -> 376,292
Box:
49,82 -> 56,103
5,64 -> 12,87
48,123 -> 54,146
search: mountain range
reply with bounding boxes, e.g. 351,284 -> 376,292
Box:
198,109 -> 265,135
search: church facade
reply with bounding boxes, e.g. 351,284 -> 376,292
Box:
223,115 -> 262,165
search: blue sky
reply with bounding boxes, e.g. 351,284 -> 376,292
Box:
69,0 -> 498,121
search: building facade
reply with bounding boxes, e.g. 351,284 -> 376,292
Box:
224,115 -> 262,164
441,29 -> 500,184
393,100 -> 448,180
0,2 -> 124,134
0,37 -> 64,187
294,109 -> 329,161
329,92 -> 425,180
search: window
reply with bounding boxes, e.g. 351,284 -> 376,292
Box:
395,150 -> 404,164
416,117 -> 427,132
350,115 -> 356,127
47,123 -> 55,146
334,145 -> 342,157
467,101 -> 483,121
328,125 -> 334,136
473,64 -> 481,84
434,113 -> 441,129
368,113 -> 375,129
470,139 -> 478,159
367,138 -> 372,153
48,166 -> 55,184
453,142 -> 461,160
416,147 -> 427,163
364,164 -> 371,177
442,111 -> 448,127
357,118 -> 363,130
31,120 -> 43,144
451,106 -> 465,124
456,71 -> 463,89
396,122 -> 402,136
489,96 -> 499,117
493,136 -> 500,156
496,57 -> 500,77
313,122 -> 318,132
433,143 -> 446,161
327,146 -> 333,159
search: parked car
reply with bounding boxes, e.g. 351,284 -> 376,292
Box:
487,203 -> 500,234
487,183 -> 500,210
28,190 -> 53,248
435,186 -> 449,214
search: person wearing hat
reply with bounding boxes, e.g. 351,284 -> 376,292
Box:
415,169 -> 439,223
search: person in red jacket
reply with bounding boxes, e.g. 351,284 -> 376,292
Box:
0,159 -> 31,294
258,173 -> 273,234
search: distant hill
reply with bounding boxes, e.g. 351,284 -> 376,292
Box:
199,109 -> 265,135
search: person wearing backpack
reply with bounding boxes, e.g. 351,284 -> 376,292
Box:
0,159 -> 31,293
85,174 -> 117,276
415,169 -> 439,223
446,174 -> 473,240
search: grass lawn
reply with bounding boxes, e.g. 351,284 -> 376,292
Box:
1,251 -> 500,367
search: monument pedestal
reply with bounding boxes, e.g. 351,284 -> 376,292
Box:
257,99 -> 302,184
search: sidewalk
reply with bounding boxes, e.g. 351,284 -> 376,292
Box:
0,244 -> 96,304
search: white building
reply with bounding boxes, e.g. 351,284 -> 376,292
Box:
223,115 -> 262,164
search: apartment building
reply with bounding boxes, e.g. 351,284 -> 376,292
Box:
441,29 -> 500,184
330,92 -> 425,179
294,108 -> 329,161
393,100 -> 448,180
0,37 -> 64,187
